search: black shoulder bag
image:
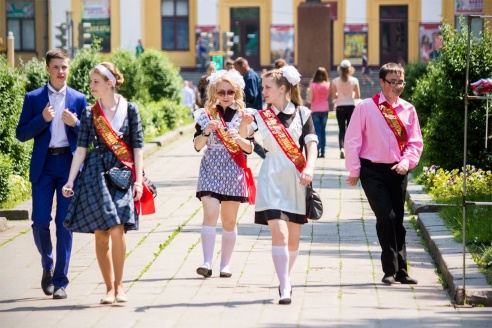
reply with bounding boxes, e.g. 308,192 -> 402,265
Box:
299,108 -> 323,221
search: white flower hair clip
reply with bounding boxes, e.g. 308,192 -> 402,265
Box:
225,69 -> 245,89
207,68 -> 245,89
207,70 -> 228,85
280,65 -> 301,86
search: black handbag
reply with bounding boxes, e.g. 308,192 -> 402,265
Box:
105,166 -> 133,191
299,109 -> 323,220
306,183 -> 323,220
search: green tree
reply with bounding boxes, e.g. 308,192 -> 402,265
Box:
68,40 -> 103,104
109,49 -> 139,101
20,57 -> 49,93
411,18 -> 492,170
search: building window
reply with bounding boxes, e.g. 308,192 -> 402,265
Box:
6,1 -> 35,51
162,0 -> 189,50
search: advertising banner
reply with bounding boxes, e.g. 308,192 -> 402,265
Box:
82,0 -> 111,52
343,24 -> 368,65
270,25 -> 294,65
419,23 -> 442,62
455,0 -> 484,15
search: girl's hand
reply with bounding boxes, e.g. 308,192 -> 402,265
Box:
240,113 -> 254,126
226,129 -> 240,141
206,120 -> 221,132
62,182 -> 74,197
133,182 -> 143,201
300,167 -> 314,186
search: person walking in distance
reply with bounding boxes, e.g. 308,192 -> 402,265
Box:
330,59 -> 360,159
234,57 -> 266,159
193,69 -> 256,278
345,63 -> 423,285
360,50 -> 374,86
16,48 -> 87,299
306,67 -> 330,158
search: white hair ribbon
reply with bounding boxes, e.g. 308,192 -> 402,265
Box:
207,69 -> 246,90
280,65 -> 301,86
95,64 -> 116,86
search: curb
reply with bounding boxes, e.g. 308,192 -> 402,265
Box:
406,180 -> 492,306
0,217 -> 7,232
0,124 -> 196,224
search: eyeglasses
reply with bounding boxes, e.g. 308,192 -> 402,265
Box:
217,90 -> 236,97
383,79 -> 406,87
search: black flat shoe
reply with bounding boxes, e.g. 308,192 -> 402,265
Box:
196,266 -> 212,278
278,286 -> 292,304
395,273 -> 418,284
41,269 -> 54,296
53,286 -> 67,299
219,271 -> 232,278
381,274 -> 396,284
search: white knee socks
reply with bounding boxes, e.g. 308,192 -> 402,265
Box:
289,250 -> 299,274
201,225 -> 216,269
272,245 -> 291,298
220,229 -> 237,272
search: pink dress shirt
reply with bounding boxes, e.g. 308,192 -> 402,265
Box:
344,92 -> 423,177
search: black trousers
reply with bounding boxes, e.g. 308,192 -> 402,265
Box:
336,105 -> 355,150
359,158 -> 408,276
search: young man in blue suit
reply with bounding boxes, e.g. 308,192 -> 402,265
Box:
16,48 -> 87,299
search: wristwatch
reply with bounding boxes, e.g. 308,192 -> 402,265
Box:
201,130 -> 210,137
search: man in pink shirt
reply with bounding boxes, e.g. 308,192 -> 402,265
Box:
345,63 -> 423,285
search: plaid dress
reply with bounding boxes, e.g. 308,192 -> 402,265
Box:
64,102 -> 143,233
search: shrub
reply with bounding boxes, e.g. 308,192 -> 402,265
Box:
109,49 -> 139,101
411,18 -> 492,170
20,57 -> 49,92
0,153 -> 12,205
68,41 -> 103,104
400,61 -> 428,111
162,98 -> 189,130
0,55 -> 32,175
136,49 -> 183,103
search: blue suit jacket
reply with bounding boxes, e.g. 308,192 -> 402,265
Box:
16,84 -> 87,183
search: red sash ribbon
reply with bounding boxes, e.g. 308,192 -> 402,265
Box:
372,94 -> 408,154
206,108 -> 256,205
258,108 -> 306,174
92,102 -> 155,215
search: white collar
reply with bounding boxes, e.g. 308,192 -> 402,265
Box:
47,82 -> 67,95
98,94 -> 128,135
216,101 -> 238,110
272,101 -> 296,115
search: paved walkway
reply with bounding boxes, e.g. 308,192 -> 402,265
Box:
1,117 -> 490,327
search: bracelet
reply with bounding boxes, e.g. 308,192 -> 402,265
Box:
201,130 -> 210,137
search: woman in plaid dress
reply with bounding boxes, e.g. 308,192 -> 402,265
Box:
193,69 -> 255,278
63,62 -> 144,304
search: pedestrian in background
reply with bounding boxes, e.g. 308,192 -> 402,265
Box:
182,80 -> 196,117
330,59 -> 360,159
197,61 -> 216,108
193,69 -> 256,279
63,62 -> 150,304
274,58 -> 287,69
135,39 -> 145,57
224,59 -> 234,71
234,57 -> 266,159
306,67 -> 330,158
245,66 -> 318,305
360,50 -> 374,86
345,62 -> 423,285
16,48 -> 87,299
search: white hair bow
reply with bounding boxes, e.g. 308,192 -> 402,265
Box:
280,66 -> 301,86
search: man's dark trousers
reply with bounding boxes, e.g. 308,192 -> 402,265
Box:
359,158 -> 408,276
